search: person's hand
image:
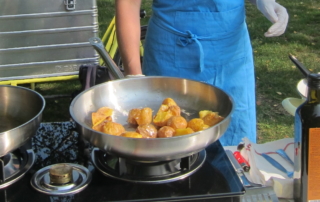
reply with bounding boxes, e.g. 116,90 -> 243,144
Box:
256,0 -> 289,37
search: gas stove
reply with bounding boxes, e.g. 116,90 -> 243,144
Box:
0,121 -> 245,202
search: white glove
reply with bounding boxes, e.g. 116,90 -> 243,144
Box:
256,0 -> 289,37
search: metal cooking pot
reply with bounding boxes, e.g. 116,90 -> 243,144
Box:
70,76 -> 234,161
0,85 -> 45,157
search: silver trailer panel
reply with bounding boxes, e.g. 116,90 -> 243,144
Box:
0,0 -> 99,81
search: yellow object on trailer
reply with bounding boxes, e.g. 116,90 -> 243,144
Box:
0,75 -> 79,90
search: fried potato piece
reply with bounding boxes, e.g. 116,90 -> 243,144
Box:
153,109 -> 174,127
158,104 -> 169,112
153,98 -> 181,127
92,112 -> 107,126
127,108 -> 153,126
169,105 -> 181,116
97,107 -> 114,116
202,112 -> 224,126
102,122 -> 125,136
157,126 -> 175,138
136,124 -> 158,138
92,121 -> 103,132
167,116 -> 187,130
92,107 -> 113,126
174,127 -> 194,136
137,107 -> 153,125
199,110 -> 213,119
127,108 -> 141,125
162,98 -> 177,106
159,98 -> 180,115
121,131 -> 143,138
187,118 -> 209,132
92,118 -> 112,132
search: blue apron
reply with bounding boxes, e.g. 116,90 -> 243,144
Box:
142,0 -> 257,146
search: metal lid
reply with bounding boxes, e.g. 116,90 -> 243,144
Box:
30,163 -> 92,196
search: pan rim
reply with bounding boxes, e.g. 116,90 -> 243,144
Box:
0,85 -> 46,135
69,76 -> 235,141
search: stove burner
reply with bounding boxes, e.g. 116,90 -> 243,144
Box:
0,149 -> 35,189
49,164 -> 74,184
30,163 -> 92,196
91,148 -> 206,184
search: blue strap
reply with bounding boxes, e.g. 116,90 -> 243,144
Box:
261,153 -> 293,178
177,31 -> 205,72
276,149 -> 294,166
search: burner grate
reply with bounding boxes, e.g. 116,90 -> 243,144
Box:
0,149 -> 35,189
91,148 -> 206,184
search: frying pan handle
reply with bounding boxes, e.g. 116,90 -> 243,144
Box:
89,37 -> 125,80
289,54 -> 311,77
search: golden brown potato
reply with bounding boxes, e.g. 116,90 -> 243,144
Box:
187,118 -> 209,132
157,126 -> 175,138
136,124 -> 157,138
199,110 -> 213,119
127,108 -> 153,126
158,104 -> 169,112
102,122 -> 125,136
92,113 -> 112,127
92,116 -> 112,132
169,105 -> 181,116
92,107 -> 113,126
92,112 -> 107,126
153,103 -> 181,127
174,127 -> 194,136
167,116 -> 187,130
97,107 -> 113,116
202,112 -> 224,126
127,108 -> 141,125
162,98 -> 177,106
157,99 -> 180,115
121,131 -> 143,138
153,110 -> 173,127
136,107 -> 153,125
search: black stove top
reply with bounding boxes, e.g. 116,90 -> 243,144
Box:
0,122 -> 244,202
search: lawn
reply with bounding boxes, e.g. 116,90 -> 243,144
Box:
36,0 -> 320,143
247,0 -> 320,142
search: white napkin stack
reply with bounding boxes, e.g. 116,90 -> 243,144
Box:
240,137 -> 294,199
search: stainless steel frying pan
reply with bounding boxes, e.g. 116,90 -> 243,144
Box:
0,85 -> 45,157
69,38 -> 234,161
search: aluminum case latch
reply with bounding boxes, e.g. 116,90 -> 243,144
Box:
64,0 -> 76,11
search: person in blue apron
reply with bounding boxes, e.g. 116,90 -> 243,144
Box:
115,0 -> 288,146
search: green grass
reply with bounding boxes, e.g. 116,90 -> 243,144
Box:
35,0 -> 320,143
35,80 -> 80,121
246,0 -> 320,142
97,0 -> 152,36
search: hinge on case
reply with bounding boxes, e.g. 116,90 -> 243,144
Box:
64,0 -> 76,11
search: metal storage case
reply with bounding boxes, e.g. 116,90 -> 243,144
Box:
0,0 -> 99,81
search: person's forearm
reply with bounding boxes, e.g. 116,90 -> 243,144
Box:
115,0 -> 142,75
